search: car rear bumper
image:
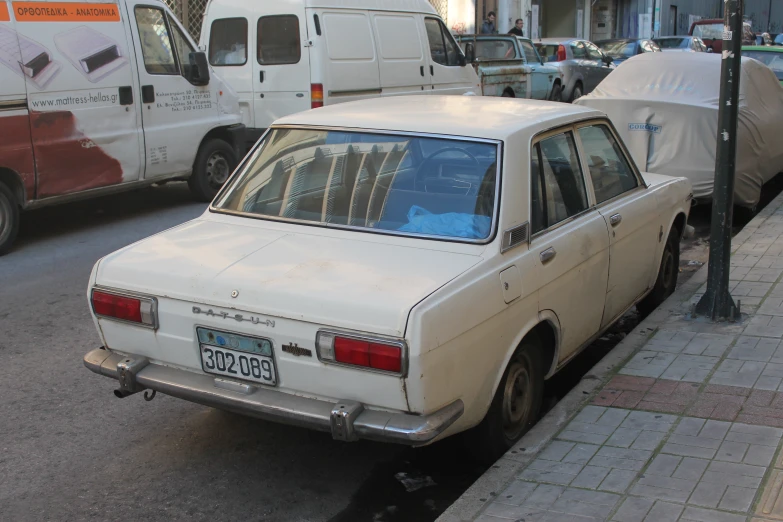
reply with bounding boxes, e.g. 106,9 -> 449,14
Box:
83,348 -> 463,445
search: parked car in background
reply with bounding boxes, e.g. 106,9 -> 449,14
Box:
654,36 -> 709,53
456,34 -> 559,99
594,38 -> 660,65
534,38 -> 615,102
742,45 -> 783,85
83,95 -> 692,460
690,18 -> 755,52
576,52 -> 783,209
0,0 -> 245,255
200,0 -> 479,149
776,34 -> 783,46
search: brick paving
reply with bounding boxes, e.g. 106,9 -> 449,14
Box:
472,198 -> 783,521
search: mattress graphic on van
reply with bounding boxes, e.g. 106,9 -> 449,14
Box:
0,25 -> 61,89
54,25 -> 127,83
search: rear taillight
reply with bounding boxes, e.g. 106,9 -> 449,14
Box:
91,289 -> 157,328
311,83 -> 324,108
556,44 -> 567,61
316,331 -> 405,374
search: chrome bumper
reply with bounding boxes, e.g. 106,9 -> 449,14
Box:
83,348 -> 463,445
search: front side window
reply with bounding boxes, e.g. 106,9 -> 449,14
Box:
258,15 -> 300,65
570,41 -> 587,59
530,132 -> 589,233
519,40 -> 540,64
425,18 -> 461,66
216,129 -> 499,241
577,125 -> 638,203
169,17 -> 194,74
135,7 -> 177,74
209,18 -> 248,65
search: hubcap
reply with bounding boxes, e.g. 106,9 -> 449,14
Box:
662,248 -> 675,289
205,152 -> 230,189
502,359 -> 533,441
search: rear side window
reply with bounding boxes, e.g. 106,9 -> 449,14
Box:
209,18 -> 248,65
258,15 -> 300,65
530,132 -> 589,233
135,7 -> 178,74
577,125 -> 638,203
424,17 -> 461,66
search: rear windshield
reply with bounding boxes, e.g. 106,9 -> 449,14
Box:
743,50 -> 783,80
692,23 -> 722,40
536,44 -> 561,62
215,129 -> 499,241
597,40 -> 636,58
655,38 -> 687,49
463,39 -> 516,60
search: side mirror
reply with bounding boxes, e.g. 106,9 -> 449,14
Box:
464,42 -> 476,64
706,47 -> 714,53
185,51 -> 210,86
602,54 -> 613,65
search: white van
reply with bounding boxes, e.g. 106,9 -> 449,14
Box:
200,0 -> 480,145
0,0 -> 245,255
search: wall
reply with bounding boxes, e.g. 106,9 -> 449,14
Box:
745,0 -> 783,34
545,0 -> 577,36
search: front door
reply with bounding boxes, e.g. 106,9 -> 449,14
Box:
584,41 -> 610,90
14,1 -> 143,198
203,17 -> 253,129
575,123 -> 659,327
252,8 -> 310,128
529,129 -> 610,360
519,39 -> 551,99
422,16 -> 476,95
127,3 -> 215,179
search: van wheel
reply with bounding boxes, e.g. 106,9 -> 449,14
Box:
569,83 -> 583,103
188,139 -> 237,202
637,227 -> 680,317
468,338 -> 544,463
0,182 -> 20,256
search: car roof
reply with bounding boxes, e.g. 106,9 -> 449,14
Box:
743,45 -> 783,52
207,0 -> 437,15
274,96 -> 603,141
536,37 -> 577,44
655,36 -> 690,39
595,38 -> 636,43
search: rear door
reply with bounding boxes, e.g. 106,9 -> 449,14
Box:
204,16 -> 253,128
15,0 -> 143,198
372,12 -> 428,97
421,16 -> 476,95
252,6 -> 310,127
127,2 -> 215,179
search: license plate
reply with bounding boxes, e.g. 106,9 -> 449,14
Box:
197,327 -> 276,386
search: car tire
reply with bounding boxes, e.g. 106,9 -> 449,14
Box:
501,89 -> 514,97
0,182 -> 20,256
569,83 -> 583,103
188,139 -> 237,203
637,227 -> 680,317
468,338 -> 544,463
549,82 -> 563,102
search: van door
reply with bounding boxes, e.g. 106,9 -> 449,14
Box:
203,16 -> 253,130
252,7 -> 310,129
421,16 -> 476,95
12,0 -> 143,198
372,12 -> 428,97
127,3 -> 216,179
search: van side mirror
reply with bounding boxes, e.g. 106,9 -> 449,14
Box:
186,51 -> 210,86
464,42 -> 476,64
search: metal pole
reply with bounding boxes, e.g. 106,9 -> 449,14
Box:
695,0 -> 743,321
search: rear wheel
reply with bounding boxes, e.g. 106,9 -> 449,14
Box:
569,83 -> 583,103
188,139 -> 237,202
0,182 -> 19,256
549,82 -> 563,102
469,338 -> 544,463
637,227 -> 680,316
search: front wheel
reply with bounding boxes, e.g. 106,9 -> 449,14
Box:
188,139 -> 237,202
0,182 -> 20,256
569,84 -> 583,103
637,227 -> 680,316
468,339 -> 544,463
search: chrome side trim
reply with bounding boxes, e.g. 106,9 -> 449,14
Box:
0,99 -> 28,111
83,348 -> 464,445
328,88 -> 382,97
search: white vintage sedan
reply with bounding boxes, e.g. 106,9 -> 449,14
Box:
84,96 -> 691,459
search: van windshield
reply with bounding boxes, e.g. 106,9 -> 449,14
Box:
215,129 -> 499,241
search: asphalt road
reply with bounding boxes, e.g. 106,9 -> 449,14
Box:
0,178 -> 754,522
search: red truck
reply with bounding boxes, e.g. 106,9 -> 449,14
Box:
689,18 -> 755,52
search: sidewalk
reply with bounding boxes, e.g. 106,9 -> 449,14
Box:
439,192 -> 783,522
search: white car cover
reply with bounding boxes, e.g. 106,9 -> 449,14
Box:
575,52 -> 783,207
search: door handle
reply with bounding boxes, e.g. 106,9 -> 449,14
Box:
430,65 -> 434,76
540,247 -> 556,264
141,85 -> 154,104
610,213 -> 622,226
420,65 -> 424,76
259,71 -> 265,83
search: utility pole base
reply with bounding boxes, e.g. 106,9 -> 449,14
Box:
695,289 -> 738,321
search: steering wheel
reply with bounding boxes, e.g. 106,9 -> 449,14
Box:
415,147 -> 481,193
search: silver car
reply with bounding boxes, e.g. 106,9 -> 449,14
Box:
534,38 -> 616,102
653,36 -> 710,53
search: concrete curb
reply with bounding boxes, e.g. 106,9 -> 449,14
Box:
437,194 -> 783,522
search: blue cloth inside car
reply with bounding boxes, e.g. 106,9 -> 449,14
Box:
397,205 -> 491,239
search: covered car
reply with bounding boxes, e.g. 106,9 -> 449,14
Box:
575,52 -> 783,207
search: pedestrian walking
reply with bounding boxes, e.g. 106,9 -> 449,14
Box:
481,12 -> 497,34
508,18 -> 524,37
